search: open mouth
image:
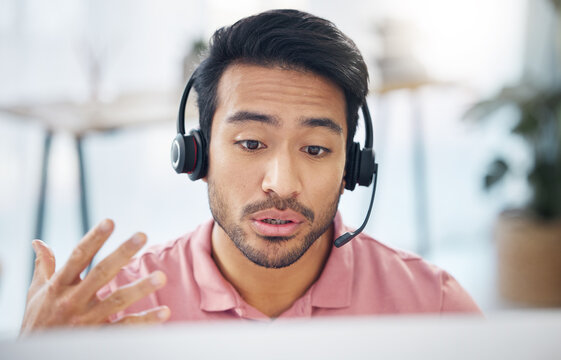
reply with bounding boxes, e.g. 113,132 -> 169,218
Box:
261,219 -> 293,225
250,208 -> 306,237
251,219 -> 300,237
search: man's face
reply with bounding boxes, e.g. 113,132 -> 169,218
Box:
207,63 -> 347,268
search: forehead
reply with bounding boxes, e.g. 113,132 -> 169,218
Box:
213,63 -> 347,134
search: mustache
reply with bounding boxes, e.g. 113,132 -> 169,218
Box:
242,196 -> 315,223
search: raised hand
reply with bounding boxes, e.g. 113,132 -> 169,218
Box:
20,219 -> 170,334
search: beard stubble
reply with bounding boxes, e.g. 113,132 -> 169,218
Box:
208,180 -> 341,268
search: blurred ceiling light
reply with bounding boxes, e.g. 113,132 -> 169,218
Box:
380,0 -> 526,92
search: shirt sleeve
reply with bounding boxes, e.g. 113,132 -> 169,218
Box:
439,271 -> 483,315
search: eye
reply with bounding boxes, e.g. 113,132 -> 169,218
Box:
302,145 -> 330,157
236,140 -> 266,151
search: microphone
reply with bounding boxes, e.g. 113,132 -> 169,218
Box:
334,163 -> 379,248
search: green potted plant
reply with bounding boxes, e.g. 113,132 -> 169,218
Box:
464,0 -> 561,306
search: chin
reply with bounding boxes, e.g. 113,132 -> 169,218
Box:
236,232 -> 318,269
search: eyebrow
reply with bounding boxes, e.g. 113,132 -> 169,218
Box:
226,111 -> 280,126
300,117 -> 343,135
226,110 -> 343,135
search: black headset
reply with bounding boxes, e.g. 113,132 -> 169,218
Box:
171,70 -> 379,247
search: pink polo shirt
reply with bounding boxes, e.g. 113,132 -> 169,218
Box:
99,212 -> 481,321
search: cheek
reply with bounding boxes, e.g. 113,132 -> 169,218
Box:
208,141 -> 256,195
303,158 -> 345,203
208,133 -> 234,176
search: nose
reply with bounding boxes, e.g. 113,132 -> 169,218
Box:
261,150 -> 303,198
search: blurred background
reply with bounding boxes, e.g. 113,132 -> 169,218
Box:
1,0 -> 559,336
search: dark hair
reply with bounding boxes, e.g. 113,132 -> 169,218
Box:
193,9 -> 369,149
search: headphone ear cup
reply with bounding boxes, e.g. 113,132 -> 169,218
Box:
344,142 -> 360,191
357,148 -> 376,187
187,129 -> 207,181
171,133 -> 190,174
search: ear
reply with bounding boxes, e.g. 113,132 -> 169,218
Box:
201,176 -> 208,183
340,177 -> 346,195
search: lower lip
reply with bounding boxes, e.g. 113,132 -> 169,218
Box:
251,220 -> 301,237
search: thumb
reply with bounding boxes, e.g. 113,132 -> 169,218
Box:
31,240 -> 56,284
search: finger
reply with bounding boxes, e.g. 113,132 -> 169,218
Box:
112,306 -> 171,325
28,240 -> 56,299
76,232 -> 147,301
54,219 -> 114,286
31,240 -> 56,284
86,271 -> 167,323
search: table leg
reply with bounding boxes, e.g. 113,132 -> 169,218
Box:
31,130 -> 53,281
411,91 -> 430,255
76,135 -> 92,273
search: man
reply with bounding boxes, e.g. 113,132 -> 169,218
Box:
20,9 -> 480,333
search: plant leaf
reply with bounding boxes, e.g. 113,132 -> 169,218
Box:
484,158 -> 509,190
512,104 -> 540,136
463,85 -> 536,122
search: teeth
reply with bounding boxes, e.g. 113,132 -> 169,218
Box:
262,219 -> 291,225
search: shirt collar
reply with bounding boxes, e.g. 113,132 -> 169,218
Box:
191,219 -> 240,312
310,211 -> 354,309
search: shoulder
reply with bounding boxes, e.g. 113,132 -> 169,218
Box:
99,220 -> 212,293
351,232 -> 435,287
122,233 -> 191,277
126,220 -> 212,277
350,231 -> 481,314
351,231 -> 426,272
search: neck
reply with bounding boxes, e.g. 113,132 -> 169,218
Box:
211,224 -> 333,318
